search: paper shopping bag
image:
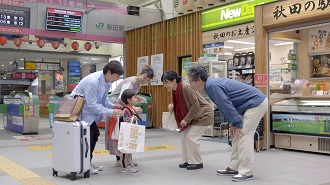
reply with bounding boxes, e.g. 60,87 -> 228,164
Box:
118,122 -> 145,154
54,96 -> 84,122
162,112 -> 179,132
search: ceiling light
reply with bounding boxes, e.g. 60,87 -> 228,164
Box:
224,46 -> 234,49
274,42 -> 294,46
234,47 -> 255,51
9,62 -> 12,64
1,65 -> 4,66
83,62 -> 87,63
20,58 -> 24,60
223,52 -> 233,55
227,40 -> 255,45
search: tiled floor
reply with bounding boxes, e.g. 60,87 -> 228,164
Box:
0,115 -> 329,185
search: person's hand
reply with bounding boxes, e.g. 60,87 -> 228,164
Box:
113,104 -> 123,109
235,128 -> 244,140
180,120 -> 187,127
133,106 -> 143,114
168,103 -> 174,113
113,109 -> 124,117
230,125 -> 236,139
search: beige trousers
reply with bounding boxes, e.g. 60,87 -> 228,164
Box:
229,98 -> 268,175
181,125 -> 208,164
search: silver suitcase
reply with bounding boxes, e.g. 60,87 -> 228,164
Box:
52,121 -> 90,181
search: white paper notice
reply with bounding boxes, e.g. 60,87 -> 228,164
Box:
150,54 -> 164,86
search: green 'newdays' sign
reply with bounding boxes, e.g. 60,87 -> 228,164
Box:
201,0 -> 275,32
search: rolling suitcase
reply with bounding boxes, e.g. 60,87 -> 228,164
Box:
52,121 -> 90,181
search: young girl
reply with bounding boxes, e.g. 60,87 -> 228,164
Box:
120,89 -> 140,173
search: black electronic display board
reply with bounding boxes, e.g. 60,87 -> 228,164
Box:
0,5 -> 30,28
46,8 -> 82,33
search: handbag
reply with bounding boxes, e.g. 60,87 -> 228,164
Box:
54,96 -> 85,122
118,118 -> 145,154
162,112 -> 180,132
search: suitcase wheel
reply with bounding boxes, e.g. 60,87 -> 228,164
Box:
84,170 -> 90,178
52,168 -> 58,176
70,172 -> 77,181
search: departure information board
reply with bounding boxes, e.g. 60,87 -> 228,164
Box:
46,8 -> 82,33
0,5 -> 30,28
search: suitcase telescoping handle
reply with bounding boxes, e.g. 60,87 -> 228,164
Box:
84,138 -> 89,158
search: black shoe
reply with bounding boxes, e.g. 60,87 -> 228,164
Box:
186,163 -> 203,170
179,162 -> 188,168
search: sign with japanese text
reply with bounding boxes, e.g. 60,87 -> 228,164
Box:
202,22 -> 255,44
150,54 -> 164,86
254,74 -> 268,87
201,0 -> 275,31
263,0 -> 330,27
25,61 -> 60,70
308,25 -> 330,53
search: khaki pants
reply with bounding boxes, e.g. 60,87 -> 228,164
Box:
229,98 -> 268,175
181,125 -> 208,164
121,153 -> 132,168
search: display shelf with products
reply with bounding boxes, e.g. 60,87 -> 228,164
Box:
228,52 -> 255,86
269,51 -> 297,96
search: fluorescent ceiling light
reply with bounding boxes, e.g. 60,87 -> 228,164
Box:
83,62 -> 87,63
9,62 -> 12,64
227,40 -> 255,45
235,47 -> 255,51
223,52 -> 233,55
20,58 -> 24,60
224,46 -> 234,49
274,42 -> 294,46
19,67 -> 24,69
1,64 -> 4,66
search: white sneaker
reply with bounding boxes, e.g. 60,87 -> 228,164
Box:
91,163 -> 104,171
115,160 -> 121,167
132,161 -> 138,166
90,165 -> 99,174
122,164 -> 138,173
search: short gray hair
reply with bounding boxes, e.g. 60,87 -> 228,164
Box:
187,66 -> 209,82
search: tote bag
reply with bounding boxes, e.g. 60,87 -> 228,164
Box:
118,121 -> 145,154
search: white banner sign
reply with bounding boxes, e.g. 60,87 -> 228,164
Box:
150,54 -> 164,86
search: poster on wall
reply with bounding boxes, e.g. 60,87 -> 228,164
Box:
181,57 -> 192,82
137,56 -> 149,74
308,25 -> 330,53
310,54 -> 330,78
137,56 -> 149,86
150,54 -> 163,86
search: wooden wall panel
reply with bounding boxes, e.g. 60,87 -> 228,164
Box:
125,12 -> 202,128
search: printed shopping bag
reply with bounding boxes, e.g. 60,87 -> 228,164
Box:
54,96 -> 84,122
118,121 -> 145,154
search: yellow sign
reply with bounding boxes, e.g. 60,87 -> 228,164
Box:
38,74 -> 51,80
24,112 -> 30,117
25,105 -> 29,111
27,145 -> 52,150
144,144 -> 179,151
25,62 -> 37,70
47,150 -> 109,157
